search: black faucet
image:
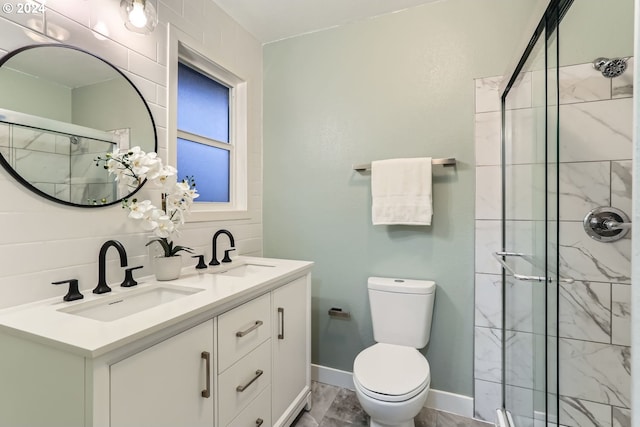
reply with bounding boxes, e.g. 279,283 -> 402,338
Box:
210,229 -> 235,266
94,240 -> 128,294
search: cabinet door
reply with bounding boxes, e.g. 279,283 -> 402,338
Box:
110,320 -> 215,427
0,332 -> 85,427
272,276 -> 310,422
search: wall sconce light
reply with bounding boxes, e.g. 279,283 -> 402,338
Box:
120,0 -> 157,34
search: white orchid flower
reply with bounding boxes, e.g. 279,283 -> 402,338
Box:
145,162 -> 164,182
140,207 -> 163,231
134,206 -> 162,232
127,199 -> 154,219
97,146 -> 199,245
175,180 -> 199,203
154,215 -> 176,238
129,155 -> 151,178
156,166 -> 178,190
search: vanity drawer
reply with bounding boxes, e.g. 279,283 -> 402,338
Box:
226,386 -> 271,427
218,339 -> 272,427
218,293 -> 271,372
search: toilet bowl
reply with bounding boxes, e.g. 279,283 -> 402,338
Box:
353,343 -> 430,427
353,277 -> 436,427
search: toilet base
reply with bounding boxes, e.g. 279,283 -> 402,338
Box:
370,419 -> 414,427
354,378 -> 429,427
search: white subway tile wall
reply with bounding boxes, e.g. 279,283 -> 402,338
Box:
0,0 -> 263,308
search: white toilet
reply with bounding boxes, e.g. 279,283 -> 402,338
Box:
353,277 -> 436,427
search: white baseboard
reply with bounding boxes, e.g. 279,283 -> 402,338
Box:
311,364 -> 355,390
311,364 -> 474,419
426,388 -> 473,419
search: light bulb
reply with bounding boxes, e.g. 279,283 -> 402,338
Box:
128,2 -> 147,29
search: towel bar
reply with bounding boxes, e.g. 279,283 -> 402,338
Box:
352,157 -> 456,171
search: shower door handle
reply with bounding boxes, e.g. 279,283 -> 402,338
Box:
493,252 -> 574,284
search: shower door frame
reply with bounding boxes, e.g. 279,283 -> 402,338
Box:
498,1 -> 573,426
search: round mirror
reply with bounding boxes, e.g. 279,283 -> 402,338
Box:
0,44 -> 157,207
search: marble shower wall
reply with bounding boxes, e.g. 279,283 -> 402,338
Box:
0,123 -> 116,204
473,59 -> 633,427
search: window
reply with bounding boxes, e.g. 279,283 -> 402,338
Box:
168,26 -> 248,220
177,63 -> 230,203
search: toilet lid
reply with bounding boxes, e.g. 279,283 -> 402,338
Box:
353,343 -> 430,401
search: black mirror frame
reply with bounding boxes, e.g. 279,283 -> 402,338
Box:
0,43 -> 157,208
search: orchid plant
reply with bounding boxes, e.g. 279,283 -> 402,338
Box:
95,147 -> 199,257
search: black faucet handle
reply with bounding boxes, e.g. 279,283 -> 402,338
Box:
222,248 -> 236,263
52,279 -> 84,302
121,265 -> 143,288
192,255 -> 208,269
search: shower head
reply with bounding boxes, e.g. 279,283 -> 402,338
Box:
69,136 -> 80,145
593,57 -> 629,78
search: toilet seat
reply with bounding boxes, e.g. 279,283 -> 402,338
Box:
353,343 -> 430,403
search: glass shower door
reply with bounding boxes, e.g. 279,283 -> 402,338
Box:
500,5 -> 561,425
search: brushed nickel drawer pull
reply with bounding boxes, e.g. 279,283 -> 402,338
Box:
236,320 -> 264,337
236,369 -> 263,392
256,418 -> 264,426
201,351 -> 211,398
277,307 -> 284,340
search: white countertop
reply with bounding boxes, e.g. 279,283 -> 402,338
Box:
0,256 -> 313,358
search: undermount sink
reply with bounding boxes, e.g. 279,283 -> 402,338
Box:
58,285 -> 203,322
212,262 -> 275,277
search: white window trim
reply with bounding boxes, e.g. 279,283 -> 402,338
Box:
167,25 -> 249,222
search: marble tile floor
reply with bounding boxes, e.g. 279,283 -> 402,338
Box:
292,381 -> 493,427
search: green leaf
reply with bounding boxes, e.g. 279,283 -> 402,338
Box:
146,238 -> 171,257
146,238 -> 194,257
170,245 -> 194,256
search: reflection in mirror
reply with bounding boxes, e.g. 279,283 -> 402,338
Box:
0,44 -> 156,207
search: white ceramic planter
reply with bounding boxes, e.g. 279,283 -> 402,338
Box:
153,255 -> 182,281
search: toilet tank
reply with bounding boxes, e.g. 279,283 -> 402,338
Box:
368,277 -> 436,348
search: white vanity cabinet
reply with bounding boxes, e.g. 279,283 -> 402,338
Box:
272,276 -> 311,426
110,319 -> 215,427
0,260 -> 312,427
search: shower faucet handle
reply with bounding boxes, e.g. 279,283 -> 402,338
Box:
583,206 -> 631,242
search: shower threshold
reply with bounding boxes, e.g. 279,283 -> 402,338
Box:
495,408 -> 514,427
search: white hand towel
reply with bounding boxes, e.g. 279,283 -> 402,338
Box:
371,157 -> 432,226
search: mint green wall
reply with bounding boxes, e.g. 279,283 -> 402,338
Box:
72,78 -> 155,150
0,68 -> 71,122
559,0 -> 634,65
264,0 -> 543,396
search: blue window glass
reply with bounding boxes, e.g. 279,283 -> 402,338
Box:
177,138 -> 229,203
177,63 -> 229,143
